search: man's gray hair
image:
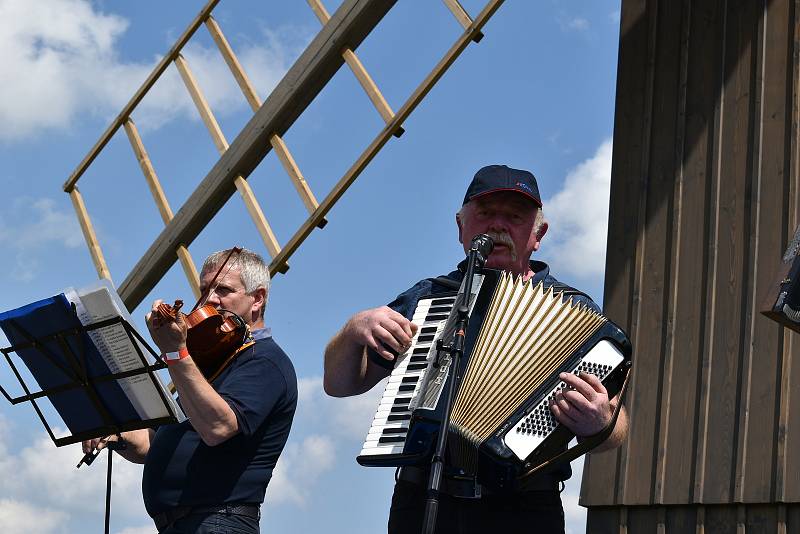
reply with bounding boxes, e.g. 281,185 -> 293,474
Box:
202,248 -> 271,311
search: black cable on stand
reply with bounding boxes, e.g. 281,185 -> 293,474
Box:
422,234 -> 493,534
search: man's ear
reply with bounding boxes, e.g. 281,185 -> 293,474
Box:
537,221 -> 549,240
532,221 -> 548,252
456,213 -> 464,245
251,287 -> 267,315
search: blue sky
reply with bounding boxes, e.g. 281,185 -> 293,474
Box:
0,1 -> 620,532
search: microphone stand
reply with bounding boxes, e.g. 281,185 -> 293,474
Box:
422,235 -> 493,534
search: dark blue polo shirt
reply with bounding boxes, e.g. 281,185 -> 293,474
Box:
142,333 -> 297,516
369,260 -> 599,484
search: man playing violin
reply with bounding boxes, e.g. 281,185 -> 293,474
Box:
83,248 -> 297,534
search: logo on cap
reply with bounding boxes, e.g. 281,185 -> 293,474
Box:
516,181 -> 533,193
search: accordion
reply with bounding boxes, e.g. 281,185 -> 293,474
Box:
357,268 -> 632,490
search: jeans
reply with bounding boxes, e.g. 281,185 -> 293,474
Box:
159,511 -> 260,534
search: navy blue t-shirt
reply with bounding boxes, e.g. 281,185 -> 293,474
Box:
142,334 -> 297,516
369,260 -> 599,485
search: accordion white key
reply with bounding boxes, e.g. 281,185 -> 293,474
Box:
357,269 -> 632,491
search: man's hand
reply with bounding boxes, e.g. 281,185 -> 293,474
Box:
344,306 -> 418,361
81,435 -> 116,456
549,371 -> 613,437
145,299 -> 188,354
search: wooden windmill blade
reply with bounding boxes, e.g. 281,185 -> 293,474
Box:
62,0 -> 507,312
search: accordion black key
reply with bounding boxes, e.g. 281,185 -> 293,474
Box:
357,268 -> 632,491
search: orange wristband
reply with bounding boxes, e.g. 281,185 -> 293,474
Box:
164,347 -> 190,364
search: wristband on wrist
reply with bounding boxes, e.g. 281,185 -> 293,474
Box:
163,347 -> 190,364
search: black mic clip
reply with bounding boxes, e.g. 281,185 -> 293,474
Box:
469,234 -> 494,268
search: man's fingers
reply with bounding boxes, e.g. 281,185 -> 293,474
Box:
365,334 -> 395,361
560,372 -> 598,401
561,389 -> 594,414
380,319 -> 413,350
550,401 -> 578,428
579,371 -> 608,394
375,325 -> 407,354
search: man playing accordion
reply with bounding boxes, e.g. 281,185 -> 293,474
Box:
323,165 -> 629,534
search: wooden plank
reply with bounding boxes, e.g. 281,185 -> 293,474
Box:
123,118 -> 201,298
657,0 -> 720,506
233,175 -> 282,261
123,119 -> 174,224
175,245 -> 201,299
63,0 -> 220,192
70,187 -> 111,281
653,0 -> 693,506
118,0 -> 401,309
307,0 -> 405,136
204,15 -> 261,111
735,0 -> 790,504
628,507 -> 660,533
263,0 -> 505,284
781,327 -> 800,501
441,0 -> 484,42
664,505 -> 698,532
586,506 -> 622,534
704,505 -> 738,533
174,53 -> 228,154
777,0 -> 800,504
692,0 -> 730,506
582,0 -> 651,506
622,0 -> 687,506
269,134 -> 321,215
205,16 -> 327,230
745,504 -> 779,534
174,51 -> 286,266
788,504 -> 800,533
700,0 -> 758,504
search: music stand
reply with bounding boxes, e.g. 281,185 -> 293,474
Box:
0,300 -> 181,534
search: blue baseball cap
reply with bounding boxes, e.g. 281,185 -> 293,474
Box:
462,165 -> 542,207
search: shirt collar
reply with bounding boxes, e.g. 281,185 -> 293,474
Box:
250,327 -> 272,340
455,259 -> 549,283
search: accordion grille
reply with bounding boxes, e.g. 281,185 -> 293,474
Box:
449,272 -> 606,455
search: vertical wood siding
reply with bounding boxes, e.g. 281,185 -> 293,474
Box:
580,1 -> 800,528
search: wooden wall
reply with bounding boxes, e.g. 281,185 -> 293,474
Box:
580,0 -> 800,531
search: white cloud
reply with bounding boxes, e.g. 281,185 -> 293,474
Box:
541,138 -> 613,283
0,415 -> 147,532
0,432 -> 146,518
0,197 -> 83,281
261,376 -> 384,508
0,0 -> 305,141
0,499 -> 67,534
566,18 -> 590,31
266,434 -> 336,507
297,375 -> 384,440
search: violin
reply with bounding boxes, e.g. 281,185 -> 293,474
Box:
154,247 -> 252,380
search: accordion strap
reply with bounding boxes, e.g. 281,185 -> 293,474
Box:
517,366 -> 633,484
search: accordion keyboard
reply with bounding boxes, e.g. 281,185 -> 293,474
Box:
358,294 -> 456,459
502,338 -> 624,460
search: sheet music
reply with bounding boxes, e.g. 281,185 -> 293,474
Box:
64,279 -> 185,423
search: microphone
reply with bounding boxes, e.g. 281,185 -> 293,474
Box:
470,234 -> 494,266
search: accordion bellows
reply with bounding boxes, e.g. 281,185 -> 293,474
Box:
449,273 -> 606,468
